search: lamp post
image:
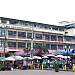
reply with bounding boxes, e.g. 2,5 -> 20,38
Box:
65,45 -> 70,71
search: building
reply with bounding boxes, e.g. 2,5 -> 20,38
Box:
0,17 -> 75,55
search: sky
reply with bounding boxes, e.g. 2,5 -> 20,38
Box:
0,0 -> 75,25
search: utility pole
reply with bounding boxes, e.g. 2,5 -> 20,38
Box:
30,24 -> 34,58
2,24 -> 6,59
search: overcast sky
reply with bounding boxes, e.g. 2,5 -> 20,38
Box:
0,0 -> 75,25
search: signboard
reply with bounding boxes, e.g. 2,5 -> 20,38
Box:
72,50 -> 75,53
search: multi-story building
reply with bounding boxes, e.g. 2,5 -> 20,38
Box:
0,17 -> 75,54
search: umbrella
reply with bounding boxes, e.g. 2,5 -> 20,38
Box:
55,55 -> 64,58
11,56 -> 24,60
62,56 -> 70,59
42,56 -> 48,58
33,56 -> 42,59
5,57 -> 15,61
44,54 -> 55,57
24,57 -> 33,60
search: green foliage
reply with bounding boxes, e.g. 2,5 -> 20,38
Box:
8,52 -> 15,56
34,44 -> 48,54
41,46 -> 48,52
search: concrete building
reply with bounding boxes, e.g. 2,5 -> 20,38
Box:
0,17 -> 75,54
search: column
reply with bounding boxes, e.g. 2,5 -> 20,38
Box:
26,32 -> 27,39
56,35 -> 58,41
26,42 -> 27,48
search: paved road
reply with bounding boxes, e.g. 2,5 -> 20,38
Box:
0,70 -> 75,75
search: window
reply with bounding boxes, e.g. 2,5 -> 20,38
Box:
59,28 -> 64,31
18,42 -> 26,48
34,24 -> 36,27
46,44 -> 50,49
58,36 -> 63,42
27,33 -> 32,39
2,29 -> 6,36
25,23 -> 29,26
8,42 -> 16,47
58,45 -> 63,49
8,31 -> 17,36
35,34 -> 42,39
1,20 -> 7,23
40,25 -> 43,28
45,34 -> 50,40
51,44 -> 57,50
18,32 -> 26,38
0,40 -> 3,47
52,27 -> 58,30
51,35 -> 57,41
35,43 -> 42,46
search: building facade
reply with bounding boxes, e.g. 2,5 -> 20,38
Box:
0,17 -> 75,53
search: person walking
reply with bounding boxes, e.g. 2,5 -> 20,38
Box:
54,57 -> 60,72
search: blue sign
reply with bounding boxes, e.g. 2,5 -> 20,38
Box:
72,50 -> 75,53
55,49 -> 72,55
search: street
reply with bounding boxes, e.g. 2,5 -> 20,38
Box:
0,70 -> 75,75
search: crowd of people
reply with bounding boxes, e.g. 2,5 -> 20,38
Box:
0,56 -> 75,71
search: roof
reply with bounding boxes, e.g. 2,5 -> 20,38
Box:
0,17 -> 64,28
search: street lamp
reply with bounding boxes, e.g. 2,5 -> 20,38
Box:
65,45 -> 70,71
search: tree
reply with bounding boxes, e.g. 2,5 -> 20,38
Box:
34,44 -> 48,55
